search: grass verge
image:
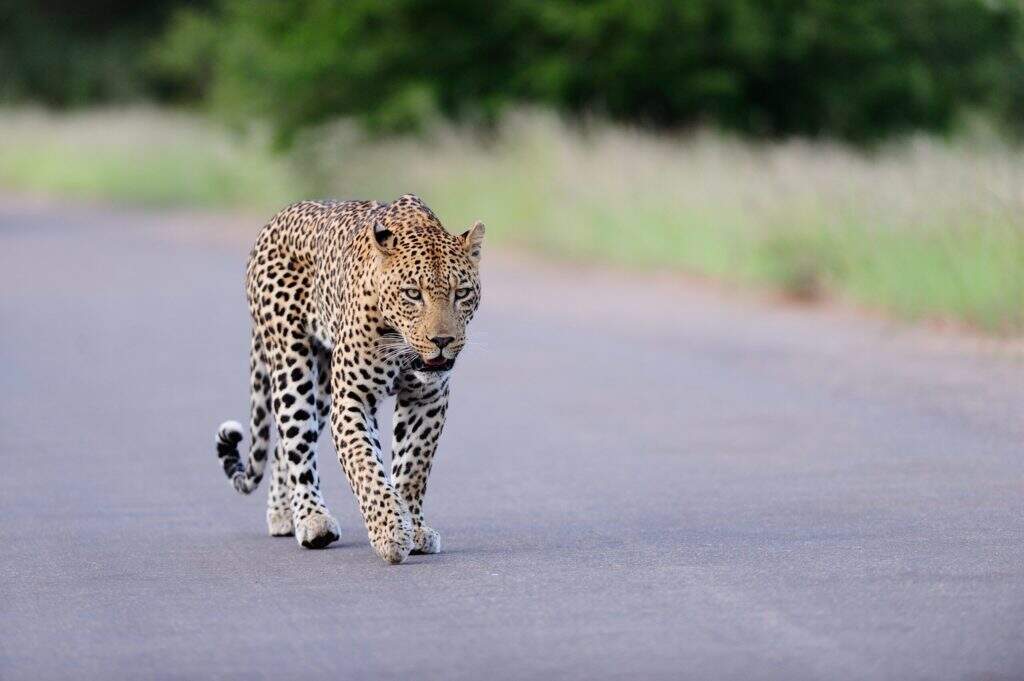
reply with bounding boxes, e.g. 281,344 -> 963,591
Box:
1,107 -> 1021,333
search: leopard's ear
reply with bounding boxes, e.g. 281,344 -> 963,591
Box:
371,221 -> 397,254
461,221 -> 485,265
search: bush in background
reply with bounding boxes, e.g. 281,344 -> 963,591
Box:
2,0 -> 1022,144
155,0 -> 1024,143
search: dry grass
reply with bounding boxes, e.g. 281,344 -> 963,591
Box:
305,112 -> 1024,332
1,107 -> 1022,332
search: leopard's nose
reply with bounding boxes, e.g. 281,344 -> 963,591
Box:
430,336 -> 455,350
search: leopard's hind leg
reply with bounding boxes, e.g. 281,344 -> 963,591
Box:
266,443 -> 293,536
262,327 -> 338,549
267,341 -> 332,537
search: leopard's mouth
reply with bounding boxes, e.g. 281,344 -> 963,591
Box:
412,355 -> 455,372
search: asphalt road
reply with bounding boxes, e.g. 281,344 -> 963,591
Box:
2,200 -> 1023,681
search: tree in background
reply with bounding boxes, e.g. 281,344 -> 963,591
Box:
3,0 -> 1022,143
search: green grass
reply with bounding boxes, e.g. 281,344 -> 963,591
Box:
0,108 -> 299,209
2,107 -> 1022,333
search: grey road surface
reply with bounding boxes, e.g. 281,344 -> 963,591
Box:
2,201 -> 1023,681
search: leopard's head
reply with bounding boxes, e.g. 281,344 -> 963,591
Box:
372,195 -> 484,373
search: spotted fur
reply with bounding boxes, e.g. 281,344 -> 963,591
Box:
215,194 -> 484,564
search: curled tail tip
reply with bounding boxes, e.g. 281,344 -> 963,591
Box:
217,420 -> 244,444
216,421 -> 260,494
216,420 -> 246,491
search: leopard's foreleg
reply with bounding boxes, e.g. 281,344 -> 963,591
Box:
330,352 -> 413,565
391,378 -> 450,554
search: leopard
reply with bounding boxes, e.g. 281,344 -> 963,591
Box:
214,193 -> 485,565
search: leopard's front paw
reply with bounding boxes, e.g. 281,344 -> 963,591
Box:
412,526 -> 442,554
267,508 -> 294,537
294,512 -> 340,549
370,525 -> 413,565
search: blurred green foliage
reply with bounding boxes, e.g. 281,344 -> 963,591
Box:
0,0 -> 204,105
142,0 -> 1024,143
3,0 -> 1024,143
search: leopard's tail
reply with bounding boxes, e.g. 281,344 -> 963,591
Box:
215,332 -> 273,494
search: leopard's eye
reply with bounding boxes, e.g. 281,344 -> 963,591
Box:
454,287 -> 473,300
403,288 -> 422,301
